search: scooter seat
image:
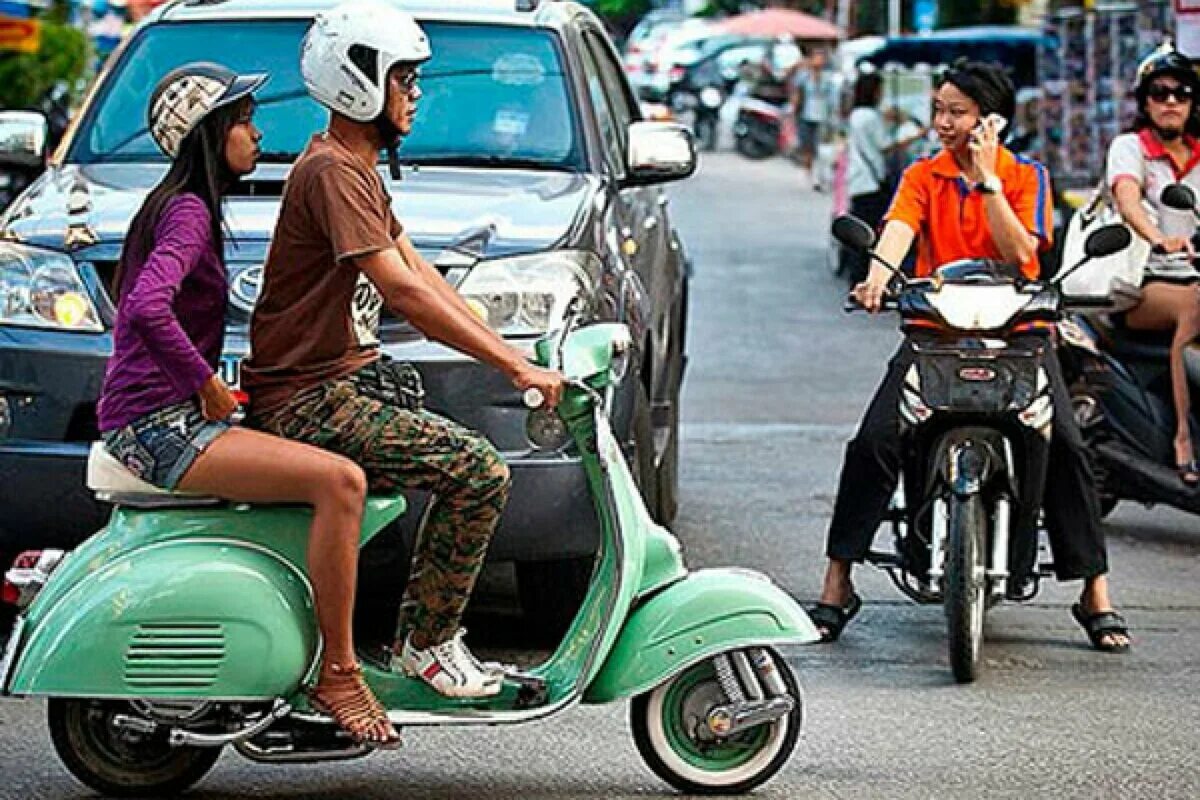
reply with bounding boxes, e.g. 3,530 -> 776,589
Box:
86,442 -> 221,508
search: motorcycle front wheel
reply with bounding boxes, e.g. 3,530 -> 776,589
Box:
631,649 -> 801,795
945,494 -> 987,683
48,699 -> 221,797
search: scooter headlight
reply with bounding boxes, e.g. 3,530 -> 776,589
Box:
526,408 -> 570,451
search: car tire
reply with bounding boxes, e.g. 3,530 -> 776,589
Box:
632,381 -> 661,520
517,556 -> 595,642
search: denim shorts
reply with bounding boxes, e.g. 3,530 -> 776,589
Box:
101,401 -> 230,490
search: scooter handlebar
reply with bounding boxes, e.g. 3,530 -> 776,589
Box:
522,388 -> 546,410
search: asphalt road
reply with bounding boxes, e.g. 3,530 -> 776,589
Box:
1,152 -> 1198,799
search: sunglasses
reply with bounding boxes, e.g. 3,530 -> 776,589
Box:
392,69 -> 421,95
1148,83 -> 1194,103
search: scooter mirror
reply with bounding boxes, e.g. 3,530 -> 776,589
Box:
1083,224 -> 1132,259
832,215 -> 876,252
1161,183 -> 1197,212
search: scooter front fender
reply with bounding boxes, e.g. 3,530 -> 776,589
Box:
582,568 -> 818,704
8,541 -> 315,699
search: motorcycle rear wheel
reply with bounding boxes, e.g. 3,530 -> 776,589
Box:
48,698 -> 221,797
945,494 -> 987,684
631,650 -> 801,795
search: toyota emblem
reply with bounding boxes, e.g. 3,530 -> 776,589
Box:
230,265 -> 263,313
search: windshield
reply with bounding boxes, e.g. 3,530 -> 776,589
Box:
934,259 -> 1023,284
69,20 -> 583,169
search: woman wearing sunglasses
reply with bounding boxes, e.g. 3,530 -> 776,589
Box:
1108,43 -> 1200,485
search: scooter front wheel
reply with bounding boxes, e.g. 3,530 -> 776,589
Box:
48,699 -> 221,797
631,649 -> 801,795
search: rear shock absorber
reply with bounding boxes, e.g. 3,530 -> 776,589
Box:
712,653 -> 746,704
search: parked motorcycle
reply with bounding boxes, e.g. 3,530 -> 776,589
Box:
732,96 -> 782,159
0,319 -> 818,796
832,215 -> 1131,683
1058,182 -> 1200,517
670,84 -> 724,152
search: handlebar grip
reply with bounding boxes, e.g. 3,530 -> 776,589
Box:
522,388 -> 546,410
1061,295 -> 1115,310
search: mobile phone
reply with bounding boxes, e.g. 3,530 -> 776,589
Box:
973,113 -> 1008,138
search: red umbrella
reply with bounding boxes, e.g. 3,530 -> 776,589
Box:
718,9 -> 842,41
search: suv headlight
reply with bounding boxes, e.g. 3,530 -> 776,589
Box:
0,243 -> 102,332
458,251 -> 601,337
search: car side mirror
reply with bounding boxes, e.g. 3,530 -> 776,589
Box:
0,111 -> 48,168
1084,223 -> 1131,259
623,121 -> 696,188
832,214 -> 876,251
1161,183 -> 1197,212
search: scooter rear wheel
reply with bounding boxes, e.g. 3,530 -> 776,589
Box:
631,649 -> 801,795
48,698 -> 221,797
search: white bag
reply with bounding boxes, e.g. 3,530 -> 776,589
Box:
1059,189 -> 1148,309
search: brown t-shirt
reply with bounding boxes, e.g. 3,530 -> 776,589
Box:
243,133 -> 402,413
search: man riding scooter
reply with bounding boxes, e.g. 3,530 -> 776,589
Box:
242,0 -> 565,718
808,60 -> 1132,654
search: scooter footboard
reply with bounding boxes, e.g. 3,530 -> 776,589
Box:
582,568 -> 818,704
7,542 -> 317,699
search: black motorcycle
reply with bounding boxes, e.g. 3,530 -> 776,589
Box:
833,215 -> 1131,683
732,95 -> 782,159
1059,182 -> 1200,516
669,84 -> 724,152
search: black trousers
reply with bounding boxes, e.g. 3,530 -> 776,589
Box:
826,338 -> 1108,581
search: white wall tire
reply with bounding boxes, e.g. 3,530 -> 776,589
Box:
631,650 -> 802,795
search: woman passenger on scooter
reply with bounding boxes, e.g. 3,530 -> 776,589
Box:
809,60 -> 1132,653
96,63 -> 399,747
1107,43 -> 1200,486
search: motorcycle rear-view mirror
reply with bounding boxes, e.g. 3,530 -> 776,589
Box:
1084,224 -> 1132,259
1161,183 -> 1197,212
832,215 -> 876,252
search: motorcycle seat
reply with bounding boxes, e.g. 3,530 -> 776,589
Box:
1088,314 -> 1174,362
86,442 -> 221,509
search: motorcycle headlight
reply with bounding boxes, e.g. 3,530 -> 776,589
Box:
458,251 -> 601,337
0,243 -> 101,332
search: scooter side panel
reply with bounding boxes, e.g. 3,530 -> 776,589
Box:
18,495 -> 406,632
582,568 -> 819,704
8,542 -> 316,699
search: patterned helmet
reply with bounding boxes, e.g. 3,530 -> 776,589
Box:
148,62 -> 267,159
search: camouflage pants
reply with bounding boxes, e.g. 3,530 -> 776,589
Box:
252,370 -> 511,648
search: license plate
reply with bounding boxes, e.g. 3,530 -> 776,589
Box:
0,615 -> 25,694
219,355 -> 242,390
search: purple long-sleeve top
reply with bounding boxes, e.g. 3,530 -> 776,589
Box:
97,193 -> 227,432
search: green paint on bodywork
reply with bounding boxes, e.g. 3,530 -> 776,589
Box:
8,496 -> 405,698
582,569 -> 820,704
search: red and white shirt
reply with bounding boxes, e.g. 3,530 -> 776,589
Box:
1107,128 -> 1200,279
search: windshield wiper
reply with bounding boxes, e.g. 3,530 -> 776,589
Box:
256,151 -> 298,163
407,155 -> 571,171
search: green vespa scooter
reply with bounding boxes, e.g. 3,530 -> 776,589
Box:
0,321 -> 819,797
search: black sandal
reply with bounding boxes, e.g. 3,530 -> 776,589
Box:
1176,460 -> 1200,487
807,592 -> 863,643
1071,603 -> 1132,654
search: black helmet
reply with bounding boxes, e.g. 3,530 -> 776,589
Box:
1135,42 -> 1199,106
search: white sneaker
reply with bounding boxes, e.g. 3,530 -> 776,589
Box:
393,630 -> 503,698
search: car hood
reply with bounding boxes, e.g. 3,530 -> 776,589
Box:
2,162 -> 599,259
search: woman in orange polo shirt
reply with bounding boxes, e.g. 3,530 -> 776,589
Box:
809,61 -> 1131,654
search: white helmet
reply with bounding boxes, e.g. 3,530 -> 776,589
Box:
301,0 -> 432,122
